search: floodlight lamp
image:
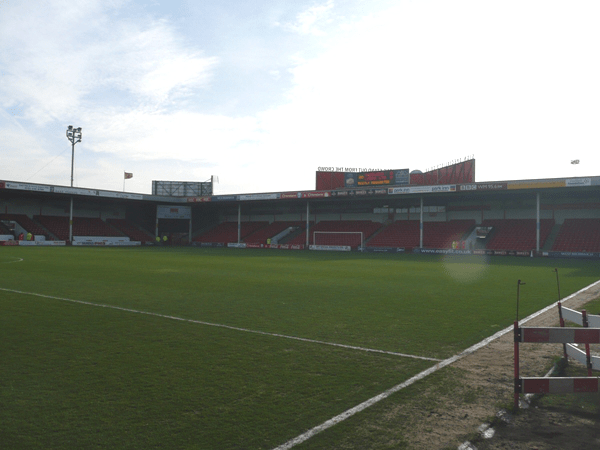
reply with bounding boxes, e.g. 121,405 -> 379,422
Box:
77,127 -> 82,132
68,125 -> 73,131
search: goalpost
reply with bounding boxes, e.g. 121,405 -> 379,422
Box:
313,231 -> 364,249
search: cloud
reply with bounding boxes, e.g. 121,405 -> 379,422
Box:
282,0 -> 336,36
261,0 -> 600,182
85,108 -> 262,163
0,0 -> 217,124
2,0 -> 600,196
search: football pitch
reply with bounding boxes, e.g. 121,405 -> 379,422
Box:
1,247 -> 599,449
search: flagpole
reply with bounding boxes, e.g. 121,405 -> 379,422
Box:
123,172 -> 133,192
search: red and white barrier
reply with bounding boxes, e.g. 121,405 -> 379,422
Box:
514,305 -> 600,409
566,344 -> 600,371
558,302 -> 600,376
520,377 -> 599,394
560,305 -> 600,328
519,327 -> 600,344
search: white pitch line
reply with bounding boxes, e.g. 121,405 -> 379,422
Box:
0,257 -> 24,263
0,287 -> 441,362
272,278 -> 600,450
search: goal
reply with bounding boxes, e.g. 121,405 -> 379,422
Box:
313,231 -> 364,249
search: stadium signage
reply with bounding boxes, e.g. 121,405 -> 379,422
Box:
244,243 -> 305,250
566,178 -> 591,187
388,185 -> 456,195
53,186 -> 98,196
195,242 -> 225,247
239,193 -> 280,201
473,249 -> 530,257
156,205 -> 191,219
459,183 -> 507,191
301,191 -> 331,198
413,248 -> 471,255
360,247 -> 405,253
1,181 -> 147,200
211,195 -> 237,201
309,245 -> 351,252
17,240 -> 67,246
4,181 -> 51,193
345,169 -> 409,188
280,192 -> 300,199
187,196 -> 212,202
544,251 -> 599,259
507,180 -> 565,190
98,191 -> 144,200
330,190 -> 348,197
318,167 -> 388,172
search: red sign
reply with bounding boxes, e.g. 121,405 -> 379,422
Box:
0,182 -> 5,189
280,193 -> 300,199
187,196 -> 212,202
300,191 -> 330,199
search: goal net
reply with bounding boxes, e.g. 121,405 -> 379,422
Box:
313,231 -> 364,249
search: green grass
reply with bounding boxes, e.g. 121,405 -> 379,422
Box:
1,247 -> 599,449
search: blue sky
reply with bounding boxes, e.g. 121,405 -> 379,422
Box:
1,0 -> 599,195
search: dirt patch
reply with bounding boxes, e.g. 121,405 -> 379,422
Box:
404,281 -> 600,450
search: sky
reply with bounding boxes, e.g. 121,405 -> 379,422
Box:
1,0 -> 599,195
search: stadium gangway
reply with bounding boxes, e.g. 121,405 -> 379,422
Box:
513,322 -> 600,409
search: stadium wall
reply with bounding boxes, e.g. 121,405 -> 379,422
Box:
213,198 -> 600,229
1,198 -> 126,220
552,209 -> 600,223
447,210 -> 481,223
393,212 -> 447,222
218,206 -> 600,227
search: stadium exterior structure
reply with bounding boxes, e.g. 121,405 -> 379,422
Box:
1,173 -> 599,258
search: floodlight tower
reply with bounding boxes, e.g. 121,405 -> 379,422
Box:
66,125 -> 82,187
66,125 -> 82,243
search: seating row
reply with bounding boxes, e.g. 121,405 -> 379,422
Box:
194,218 -> 599,252
0,214 -> 152,242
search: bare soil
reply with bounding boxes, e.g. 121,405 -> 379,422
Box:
405,281 -> 600,450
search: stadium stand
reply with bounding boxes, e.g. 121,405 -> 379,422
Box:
243,221 -> 307,245
0,213 -> 49,239
483,219 -> 555,251
193,221 -> 269,243
366,221 -> 420,248
34,215 -> 125,241
423,220 -> 476,248
34,216 -> 69,240
107,218 -> 154,242
287,220 -> 382,247
73,217 -> 124,237
551,218 -> 600,252
0,221 -> 12,235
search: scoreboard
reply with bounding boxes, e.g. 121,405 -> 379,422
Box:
345,169 -> 410,188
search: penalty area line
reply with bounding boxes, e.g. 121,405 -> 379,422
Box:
273,278 -> 600,450
0,287 -> 441,362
